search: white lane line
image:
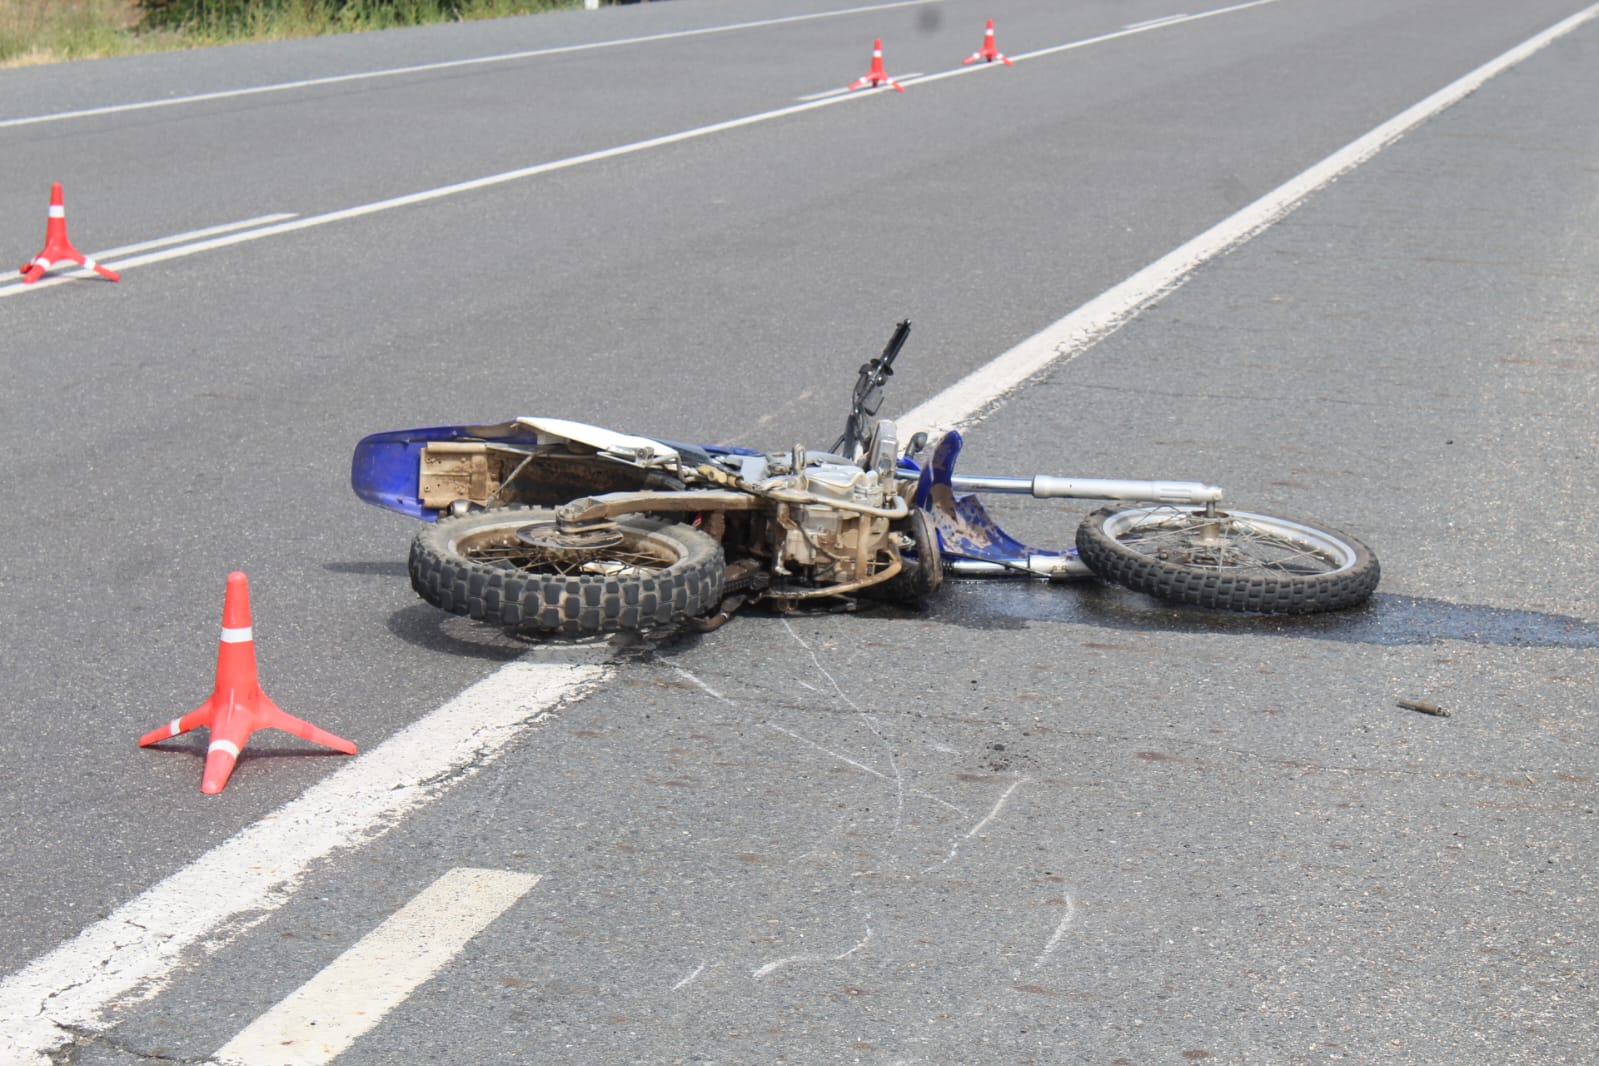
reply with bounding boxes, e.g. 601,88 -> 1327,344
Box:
0,0 -> 942,130
0,91 -> 885,297
902,0 -> 1280,93
94,213 -> 300,259
5,83 -> 914,297
0,661 -> 604,1066
797,72 -> 924,101
7,5 -> 1596,1062
898,0 -> 1599,439
795,2 -> 1273,100
796,85 -> 854,102
0,214 -> 298,297
212,867 -> 540,1066
1,1 -> 1282,297
1126,14 -> 1190,32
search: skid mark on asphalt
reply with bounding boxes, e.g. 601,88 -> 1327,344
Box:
669,665 -> 728,703
922,776 -> 1029,873
782,618 -> 908,832
671,959 -> 707,992
214,867 -> 539,1066
1033,894 -> 1079,969
753,923 -> 875,979
670,664 -> 965,815
11,5 -> 1599,1060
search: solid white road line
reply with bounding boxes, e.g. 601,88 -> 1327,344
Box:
903,0 -> 1281,94
0,661 -> 603,1066
0,0 -> 943,130
897,1 -> 1599,440
0,1 -> 1281,297
93,213 -> 300,259
1125,15 -> 1191,32
6,5 -> 1599,1064
212,868 -> 541,1066
0,214 -> 298,298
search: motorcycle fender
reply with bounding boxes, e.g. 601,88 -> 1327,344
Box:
350,421 -> 541,519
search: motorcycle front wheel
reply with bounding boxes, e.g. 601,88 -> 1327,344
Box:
410,507 -> 725,635
1075,506 -> 1379,614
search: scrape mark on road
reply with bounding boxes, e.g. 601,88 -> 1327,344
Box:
783,619 -> 907,832
753,924 -> 874,979
1034,894 -> 1079,968
923,777 -> 1028,873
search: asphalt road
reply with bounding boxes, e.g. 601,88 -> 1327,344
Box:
1,0 -> 1595,1063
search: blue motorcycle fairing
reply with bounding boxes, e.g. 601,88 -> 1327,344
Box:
913,430 -> 1076,573
352,423 -> 533,519
351,421 -> 764,520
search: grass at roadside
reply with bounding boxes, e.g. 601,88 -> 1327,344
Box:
0,0 -> 583,68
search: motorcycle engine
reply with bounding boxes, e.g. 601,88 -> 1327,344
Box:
770,458 -> 896,584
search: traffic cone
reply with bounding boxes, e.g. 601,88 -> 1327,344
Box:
19,183 -> 120,284
139,572 -> 356,794
963,19 -> 1013,65
849,38 -> 905,92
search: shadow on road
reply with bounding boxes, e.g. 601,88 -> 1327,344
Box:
926,582 -> 1599,649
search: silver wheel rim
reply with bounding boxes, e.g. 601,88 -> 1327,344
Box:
1100,507 -> 1359,576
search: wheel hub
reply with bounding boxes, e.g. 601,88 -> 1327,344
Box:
514,521 -> 624,560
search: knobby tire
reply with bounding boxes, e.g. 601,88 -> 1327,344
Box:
410,507 -> 725,635
1075,505 -> 1379,614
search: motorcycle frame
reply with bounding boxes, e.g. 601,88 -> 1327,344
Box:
350,419 -> 1231,585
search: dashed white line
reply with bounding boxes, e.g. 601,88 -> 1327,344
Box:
6,3 -> 1599,1063
0,661 -> 603,1066
212,867 -> 540,1066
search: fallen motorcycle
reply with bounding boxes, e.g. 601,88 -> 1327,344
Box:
350,322 -> 1379,635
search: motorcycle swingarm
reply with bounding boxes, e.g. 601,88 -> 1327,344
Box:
555,489 -> 764,525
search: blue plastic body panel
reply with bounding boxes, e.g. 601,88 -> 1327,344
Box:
350,422 -> 761,521
913,430 -> 1074,572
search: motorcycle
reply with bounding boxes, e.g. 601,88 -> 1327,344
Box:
350,322 -> 1379,635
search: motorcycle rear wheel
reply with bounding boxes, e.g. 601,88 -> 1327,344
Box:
410,507 -> 725,635
1075,505 -> 1379,614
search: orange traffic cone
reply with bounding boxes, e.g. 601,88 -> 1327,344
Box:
849,38 -> 905,92
139,572 -> 356,794
963,19 -> 1013,65
19,183 -> 120,284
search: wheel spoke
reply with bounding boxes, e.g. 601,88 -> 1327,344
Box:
1080,504 -> 1376,613
1116,511 -> 1342,575
463,537 -> 671,576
